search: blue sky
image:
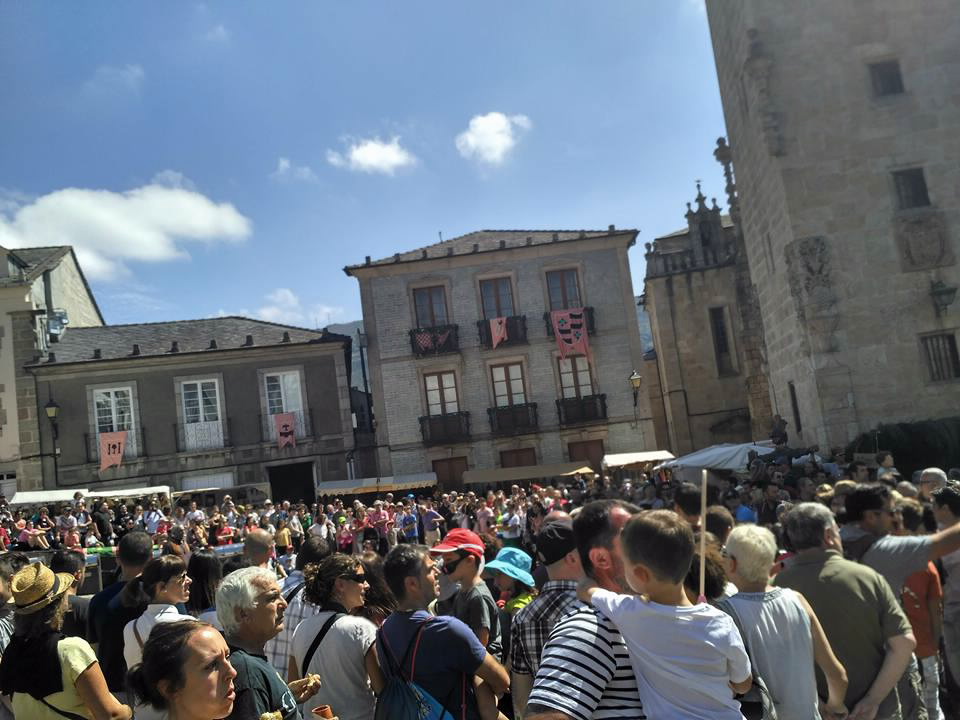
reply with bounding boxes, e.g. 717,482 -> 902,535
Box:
0,1 -> 726,326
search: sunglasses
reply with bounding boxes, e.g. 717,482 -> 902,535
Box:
340,572 -> 367,583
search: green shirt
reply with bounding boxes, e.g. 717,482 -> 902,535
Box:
773,549 -> 911,712
227,646 -> 300,720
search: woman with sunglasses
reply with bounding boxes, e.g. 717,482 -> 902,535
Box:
288,553 -> 385,720
122,555 -> 196,719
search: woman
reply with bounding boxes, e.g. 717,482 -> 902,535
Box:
337,516 -> 355,554
17,519 -> 51,549
720,524 -> 848,720
0,562 -> 132,719
275,517 -> 293,557
122,555 -> 196,671
354,552 -> 397,627
128,620 -> 236,720
186,548 -> 223,629
289,554 -> 385,720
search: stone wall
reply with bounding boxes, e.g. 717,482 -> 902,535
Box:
707,0 -> 960,448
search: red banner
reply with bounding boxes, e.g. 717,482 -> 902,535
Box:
99,431 -> 127,471
551,308 -> 592,361
490,317 -> 508,349
274,412 -> 297,449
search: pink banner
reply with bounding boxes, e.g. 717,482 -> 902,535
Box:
490,317 -> 508,349
99,431 -> 127,471
551,308 -> 592,361
274,412 -> 297,449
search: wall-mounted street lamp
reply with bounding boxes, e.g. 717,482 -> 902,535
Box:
629,371 -> 643,407
931,280 -> 958,316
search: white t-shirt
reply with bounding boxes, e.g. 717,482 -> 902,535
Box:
592,588 -> 751,720
291,612 -> 377,720
124,604 -> 196,720
502,513 -> 522,539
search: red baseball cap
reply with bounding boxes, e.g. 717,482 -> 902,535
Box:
429,528 -> 485,560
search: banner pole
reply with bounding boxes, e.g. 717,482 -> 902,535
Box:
698,467 -> 708,602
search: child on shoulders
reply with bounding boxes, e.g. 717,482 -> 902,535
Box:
579,509 -> 752,720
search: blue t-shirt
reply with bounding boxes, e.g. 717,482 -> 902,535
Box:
377,611 -> 486,720
735,505 -> 758,524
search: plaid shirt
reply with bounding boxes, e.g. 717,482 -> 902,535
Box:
510,579 -> 583,676
265,581 -> 323,676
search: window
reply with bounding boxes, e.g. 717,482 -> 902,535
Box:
893,168 -> 931,210
180,379 -> 223,450
480,278 -> 515,319
869,60 -> 904,96
500,448 -> 536,468
264,370 -> 306,439
709,307 -> 736,376
922,333 -> 960,382
491,363 -> 526,406
413,286 -> 448,327
546,269 -> 582,310
558,356 -> 592,399
94,387 -> 138,455
424,372 -> 459,415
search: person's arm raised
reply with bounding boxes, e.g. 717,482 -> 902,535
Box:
927,522 -> 960,562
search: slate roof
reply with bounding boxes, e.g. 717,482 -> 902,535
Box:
0,246 -> 105,324
29,316 -> 349,367
344,228 -> 636,274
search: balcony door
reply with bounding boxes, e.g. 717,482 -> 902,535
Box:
424,372 -> 458,415
491,363 -> 525,407
265,371 -> 305,439
414,286 -> 449,327
480,278 -> 515,319
558,356 -> 592,399
181,379 -> 223,450
94,387 -> 138,457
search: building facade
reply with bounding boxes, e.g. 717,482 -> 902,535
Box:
0,246 -> 104,496
345,229 -> 654,488
707,0 -> 960,448
642,186 -> 756,454
24,317 -> 356,501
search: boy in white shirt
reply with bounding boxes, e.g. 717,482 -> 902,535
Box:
579,509 -> 753,720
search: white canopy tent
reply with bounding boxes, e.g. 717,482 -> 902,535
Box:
462,462 -> 595,485
317,473 -> 438,496
602,450 -> 675,469
655,442 -> 773,472
9,489 -> 90,506
86,485 -> 172,500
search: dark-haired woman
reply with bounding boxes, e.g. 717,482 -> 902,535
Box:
0,563 -> 132,719
354,551 -> 398,627
128,620 -> 236,720
122,555 -> 195,677
186,548 -> 223,629
289,553 -> 385,720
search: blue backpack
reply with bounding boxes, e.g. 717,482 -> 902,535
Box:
375,618 -> 466,720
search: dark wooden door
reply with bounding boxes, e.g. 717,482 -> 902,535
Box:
500,448 -> 537,468
432,457 -> 468,490
568,439 -> 605,472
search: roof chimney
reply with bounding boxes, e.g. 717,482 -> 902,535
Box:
131,344 -> 141,356
446,247 -> 454,256
608,224 -> 615,231
552,233 -> 559,242
47,352 -> 56,363
498,239 -> 506,249
281,331 -> 291,343
208,339 -> 218,350
364,256 -> 371,265
525,236 -> 533,245
92,349 -> 101,359
169,341 -> 179,353
472,243 -> 479,253
243,335 -> 254,347
421,249 -> 428,259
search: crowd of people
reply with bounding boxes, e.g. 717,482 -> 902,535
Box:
0,450 -> 957,720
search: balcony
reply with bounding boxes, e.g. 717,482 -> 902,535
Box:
85,428 -> 147,464
174,419 -> 231,453
488,403 -> 538,436
419,412 -> 471,445
259,409 -> 314,443
409,324 -> 460,357
476,315 -> 528,349
544,307 -> 596,337
556,394 -> 607,426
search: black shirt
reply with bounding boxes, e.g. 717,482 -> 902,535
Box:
93,583 -> 146,692
227,646 -> 300,720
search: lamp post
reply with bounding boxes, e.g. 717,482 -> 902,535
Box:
629,371 -> 643,406
931,280 -> 958,316
44,398 -> 60,487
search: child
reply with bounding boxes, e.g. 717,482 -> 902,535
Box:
579,509 -> 752,720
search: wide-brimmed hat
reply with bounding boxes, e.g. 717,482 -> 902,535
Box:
11,563 -> 75,615
485,547 -> 535,587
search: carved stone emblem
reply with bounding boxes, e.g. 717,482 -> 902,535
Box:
785,236 -> 840,354
894,211 -> 954,272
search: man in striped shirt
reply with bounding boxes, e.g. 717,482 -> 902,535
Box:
527,500 -> 645,720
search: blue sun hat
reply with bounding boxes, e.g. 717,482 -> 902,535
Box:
485,546 -> 535,587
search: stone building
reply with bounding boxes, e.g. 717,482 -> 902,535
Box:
344,229 -> 654,488
0,246 -> 104,495
24,317 -> 356,501
641,185 -> 758,454
706,0 -> 960,448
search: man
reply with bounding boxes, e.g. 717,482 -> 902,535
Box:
526,500 -> 645,720
932,484 -> 960,688
0,552 -> 29,720
143,500 -> 164,536
379,544 -> 509,719
919,468 -> 948,501
775,503 -> 915,720
245,528 -> 276,568
672,482 -> 702,529
217,566 -> 321,720
399,499 -> 420,544
430,529 -> 503,662
421,499 -> 445,547
186,500 -> 207,525
757,480 -> 783,527
498,500 -> 524,547
847,461 -> 870,484
510,516 -> 584,718
265,536 -> 332,675
88,530 -> 153,692
50,549 -> 87,637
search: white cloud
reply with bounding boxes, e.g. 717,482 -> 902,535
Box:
249,288 -> 344,327
269,157 -> 318,183
82,64 -> 145,98
326,137 -> 417,176
0,179 -> 251,281
204,24 -> 230,43
455,112 -> 531,165
150,169 -> 197,191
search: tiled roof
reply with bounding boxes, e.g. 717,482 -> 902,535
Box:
0,246 -> 105,324
30,316 -> 347,366
344,228 -> 636,273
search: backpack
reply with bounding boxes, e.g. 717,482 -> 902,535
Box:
374,618 -> 466,720
714,598 -> 779,720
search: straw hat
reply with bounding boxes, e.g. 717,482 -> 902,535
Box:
11,563 -> 75,615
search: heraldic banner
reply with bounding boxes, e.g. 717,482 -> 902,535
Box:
274,412 -> 297,449
489,317 -> 508,349
99,430 -> 128,472
550,308 -> 592,361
